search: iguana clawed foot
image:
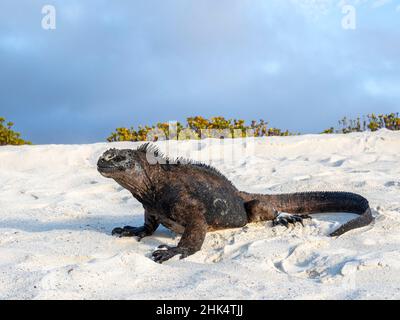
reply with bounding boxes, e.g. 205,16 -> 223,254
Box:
272,212 -> 312,228
152,245 -> 189,264
112,225 -> 148,240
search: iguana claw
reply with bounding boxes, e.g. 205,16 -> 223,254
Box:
111,225 -> 148,240
272,212 -> 312,228
151,246 -> 189,263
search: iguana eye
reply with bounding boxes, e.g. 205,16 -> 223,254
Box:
104,153 -> 116,161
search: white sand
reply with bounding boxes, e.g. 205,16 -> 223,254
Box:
1,129 -> 400,300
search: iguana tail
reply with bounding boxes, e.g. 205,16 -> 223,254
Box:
240,191 -> 373,236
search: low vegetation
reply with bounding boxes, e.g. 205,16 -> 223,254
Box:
1,113 -> 399,145
322,113 -> 400,134
107,113 -> 400,142
0,117 -> 31,146
107,116 -> 294,142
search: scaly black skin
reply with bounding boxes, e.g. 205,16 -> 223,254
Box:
97,143 -> 374,263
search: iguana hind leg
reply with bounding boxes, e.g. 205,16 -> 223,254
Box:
245,199 -> 311,229
272,212 -> 312,227
244,199 -> 277,222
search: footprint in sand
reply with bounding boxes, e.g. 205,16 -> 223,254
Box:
384,181 -> 400,188
271,241 -> 353,281
320,156 -> 347,167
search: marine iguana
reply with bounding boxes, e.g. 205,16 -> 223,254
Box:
97,143 -> 373,263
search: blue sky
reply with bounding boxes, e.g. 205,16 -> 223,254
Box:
0,0 -> 399,144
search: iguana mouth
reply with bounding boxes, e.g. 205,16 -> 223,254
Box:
97,165 -> 120,174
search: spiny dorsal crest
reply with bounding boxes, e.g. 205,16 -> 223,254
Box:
135,143 -> 233,184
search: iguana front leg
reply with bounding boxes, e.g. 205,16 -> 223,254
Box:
152,216 -> 207,264
112,210 -> 159,240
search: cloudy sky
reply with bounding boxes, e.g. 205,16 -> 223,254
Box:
0,0 -> 399,143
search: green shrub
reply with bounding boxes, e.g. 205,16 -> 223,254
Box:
109,113 -> 400,142
107,116 -> 294,142
0,117 -> 31,146
322,113 -> 400,134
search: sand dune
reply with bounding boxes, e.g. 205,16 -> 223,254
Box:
1,129 -> 400,299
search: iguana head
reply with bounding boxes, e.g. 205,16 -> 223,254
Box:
97,148 -> 144,179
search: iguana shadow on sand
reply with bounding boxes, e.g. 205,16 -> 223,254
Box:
97,143 -> 373,263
